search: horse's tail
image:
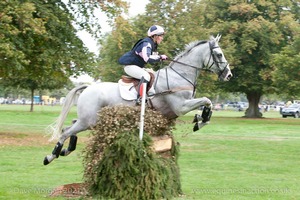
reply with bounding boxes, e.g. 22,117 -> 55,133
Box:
46,84 -> 89,141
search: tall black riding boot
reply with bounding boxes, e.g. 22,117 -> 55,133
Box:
136,77 -> 148,104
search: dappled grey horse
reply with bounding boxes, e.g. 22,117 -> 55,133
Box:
44,35 -> 232,165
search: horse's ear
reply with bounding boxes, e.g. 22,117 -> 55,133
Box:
215,34 -> 222,42
210,34 -> 222,42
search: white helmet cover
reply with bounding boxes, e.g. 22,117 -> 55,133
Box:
147,25 -> 165,37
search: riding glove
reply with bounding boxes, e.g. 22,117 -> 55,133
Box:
160,55 -> 168,60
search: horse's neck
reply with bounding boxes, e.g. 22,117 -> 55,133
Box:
168,48 -> 205,81
154,62 -> 197,89
174,43 -> 207,70
155,42 -> 209,87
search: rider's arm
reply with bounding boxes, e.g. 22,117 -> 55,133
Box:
137,42 -> 160,64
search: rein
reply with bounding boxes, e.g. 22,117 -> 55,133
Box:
168,59 -> 199,70
168,59 -> 200,96
152,59 -> 200,97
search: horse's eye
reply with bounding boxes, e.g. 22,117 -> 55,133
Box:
217,53 -> 222,58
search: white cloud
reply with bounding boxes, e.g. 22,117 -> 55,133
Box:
127,0 -> 149,17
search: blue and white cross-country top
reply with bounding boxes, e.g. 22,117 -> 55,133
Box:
134,37 -> 161,64
118,37 -> 161,68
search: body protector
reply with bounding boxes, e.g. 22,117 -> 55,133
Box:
118,37 -> 159,68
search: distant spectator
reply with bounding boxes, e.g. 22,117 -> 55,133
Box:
264,105 -> 269,112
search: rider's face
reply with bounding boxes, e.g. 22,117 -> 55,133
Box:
154,34 -> 164,44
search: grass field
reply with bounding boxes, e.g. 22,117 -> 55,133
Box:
0,104 -> 299,199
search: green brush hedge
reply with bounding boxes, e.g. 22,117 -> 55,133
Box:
82,106 -> 182,199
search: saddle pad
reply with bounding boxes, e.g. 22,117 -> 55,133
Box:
118,80 -> 137,100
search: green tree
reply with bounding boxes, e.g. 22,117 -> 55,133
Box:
271,34 -> 300,99
0,0 -> 128,111
0,1 -> 45,75
0,0 -> 98,111
198,0 -> 299,117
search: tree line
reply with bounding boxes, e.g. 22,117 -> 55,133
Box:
0,0 -> 299,116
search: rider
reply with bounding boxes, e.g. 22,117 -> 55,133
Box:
118,25 -> 168,102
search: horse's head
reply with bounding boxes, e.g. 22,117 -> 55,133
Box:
206,35 -> 232,81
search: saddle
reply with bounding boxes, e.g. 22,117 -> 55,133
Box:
121,72 -> 155,94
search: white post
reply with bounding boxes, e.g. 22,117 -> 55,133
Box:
139,82 -> 147,140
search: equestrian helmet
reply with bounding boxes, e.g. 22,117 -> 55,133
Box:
147,25 -> 165,37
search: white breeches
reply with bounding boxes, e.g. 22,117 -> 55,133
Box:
124,65 -> 150,82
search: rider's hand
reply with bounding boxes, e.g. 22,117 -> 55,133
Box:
160,55 -> 168,60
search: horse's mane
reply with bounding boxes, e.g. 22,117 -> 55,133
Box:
174,40 -> 208,60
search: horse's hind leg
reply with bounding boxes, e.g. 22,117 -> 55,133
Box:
43,120 -> 88,165
59,119 -> 78,156
60,135 -> 78,156
43,138 -> 65,165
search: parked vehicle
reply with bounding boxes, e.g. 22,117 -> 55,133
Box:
225,101 -> 248,111
281,104 -> 300,118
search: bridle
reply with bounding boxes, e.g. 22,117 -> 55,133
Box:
207,41 -> 229,79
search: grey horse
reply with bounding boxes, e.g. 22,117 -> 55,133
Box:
44,35 -> 232,165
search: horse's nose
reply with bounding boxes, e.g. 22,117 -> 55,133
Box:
226,73 -> 233,81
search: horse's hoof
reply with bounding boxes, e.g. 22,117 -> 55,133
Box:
192,114 -> 202,123
193,123 -> 199,132
60,149 -> 67,156
43,157 -> 50,165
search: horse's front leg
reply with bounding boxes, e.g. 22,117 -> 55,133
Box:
192,106 -> 212,131
177,97 -> 212,131
177,97 -> 212,115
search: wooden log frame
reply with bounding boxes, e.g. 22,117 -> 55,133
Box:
152,135 -> 173,153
